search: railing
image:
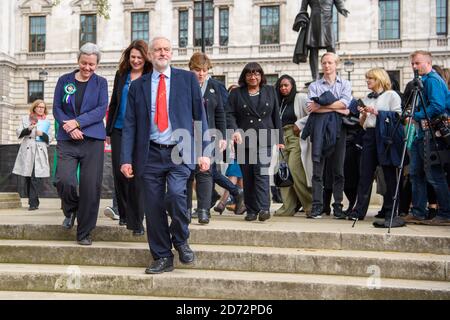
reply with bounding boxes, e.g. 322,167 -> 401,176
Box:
26,52 -> 45,60
219,47 -> 228,54
437,38 -> 448,47
377,40 -> 402,49
259,44 -> 280,53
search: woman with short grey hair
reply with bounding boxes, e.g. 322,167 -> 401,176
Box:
53,42 -> 109,246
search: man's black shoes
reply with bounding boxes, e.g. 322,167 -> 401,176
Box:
258,210 -> 271,222
175,244 -> 195,264
197,209 -> 210,224
145,257 -> 174,274
132,229 -> 145,236
77,235 -> 92,246
62,212 -> 76,229
245,213 -> 257,221
373,216 -> 406,228
332,203 -> 346,219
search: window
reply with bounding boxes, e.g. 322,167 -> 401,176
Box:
194,1 -> 214,47
260,6 -> 279,45
332,7 -> 339,42
131,12 -> 149,42
211,75 -> 226,85
219,8 -> 229,46
80,14 -> 97,47
28,81 -> 44,103
265,74 -> 278,86
379,0 -> 400,40
29,16 -> 46,52
437,0 -> 448,35
387,70 -> 401,91
179,10 -> 188,48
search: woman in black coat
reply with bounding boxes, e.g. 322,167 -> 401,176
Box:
226,62 -> 284,222
105,40 -> 152,235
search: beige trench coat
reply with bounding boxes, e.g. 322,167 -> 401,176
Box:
12,115 -> 50,178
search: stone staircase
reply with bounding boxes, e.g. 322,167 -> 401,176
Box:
0,193 -> 21,209
0,212 -> 449,299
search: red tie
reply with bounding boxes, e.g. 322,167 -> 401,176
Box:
155,74 -> 168,132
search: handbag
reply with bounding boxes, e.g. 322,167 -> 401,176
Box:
274,150 -> 294,188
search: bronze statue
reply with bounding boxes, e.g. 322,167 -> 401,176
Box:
293,0 -> 349,81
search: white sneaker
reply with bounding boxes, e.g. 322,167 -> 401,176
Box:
104,206 -> 120,220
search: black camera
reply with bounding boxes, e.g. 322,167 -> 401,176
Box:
431,114 -> 450,146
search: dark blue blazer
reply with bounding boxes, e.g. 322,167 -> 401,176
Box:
120,67 -> 209,176
375,111 -> 404,167
53,71 -> 108,140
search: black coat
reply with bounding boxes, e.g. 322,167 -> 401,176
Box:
226,85 -> 283,148
203,78 -> 227,137
106,70 -> 150,136
300,0 -> 347,49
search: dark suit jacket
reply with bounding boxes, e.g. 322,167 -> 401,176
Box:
106,70 -> 150,136
226,85 -> 283,148
204,78 -> 227,137
53,71 -> 108,140
120,67 -> 209,176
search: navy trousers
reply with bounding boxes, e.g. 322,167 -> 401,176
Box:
141,143 -> 192,260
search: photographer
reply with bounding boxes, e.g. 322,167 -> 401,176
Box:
402,51 -> 450,226
347,68 -> 405,228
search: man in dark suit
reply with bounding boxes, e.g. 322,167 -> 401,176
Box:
53,43 -> 108,246
120,37 -> 210,274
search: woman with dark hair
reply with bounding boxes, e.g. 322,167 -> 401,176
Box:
105,39 -> 152,235
273,75 -> 312,216
226,62 -> 284,222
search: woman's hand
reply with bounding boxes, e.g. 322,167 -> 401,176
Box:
63,119 -> 79,133
293,124 -> 301,137
69,128 -> 84,140
232,132 -> 242,144
36,130 -> 43,136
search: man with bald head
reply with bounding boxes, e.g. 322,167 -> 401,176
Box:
121,37 -> 210,273
402,50 -> 450,226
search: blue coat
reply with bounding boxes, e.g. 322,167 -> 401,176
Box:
53,71 -> 108,141
120,67 -> 209,176
375,111 -> 404,167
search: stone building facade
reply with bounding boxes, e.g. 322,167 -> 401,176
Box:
0,0 -> 449,144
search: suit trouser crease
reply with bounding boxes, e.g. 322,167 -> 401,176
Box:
26,166 -> 40,207
111,128 -> 145,230
186,167 -> 213,210
353,129 -> 397,218
312,127 -> 346,208
277,126 -> 312,214
143,144 -> 191,259
56,139 -> 104,240
240,147 -> 271,215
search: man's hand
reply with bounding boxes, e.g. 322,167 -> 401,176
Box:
293,124 -> 301,137
69,128 -> 84,140
232,132 -> 242,144
339,9 -> 350,17
198,157 -> 211,172
63,119 -> 79,133
218,139 -> 227,152
277,144 -> 285,150
36,130 -> 43,136
121,164 -> 134,178
307,102 -> 320,113
105,136 -> 111,145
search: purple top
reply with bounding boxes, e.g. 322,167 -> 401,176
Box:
307,75 -> 352,108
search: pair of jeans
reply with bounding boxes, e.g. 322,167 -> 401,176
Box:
410,138 -> 450,219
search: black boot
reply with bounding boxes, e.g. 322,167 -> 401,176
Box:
197,209 -> 210,224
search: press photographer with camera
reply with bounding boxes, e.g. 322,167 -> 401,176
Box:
346,68 -> 405,228
402,51 -> 450,226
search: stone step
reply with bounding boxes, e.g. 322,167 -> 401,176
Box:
0,223 -> 448,255
0,263 -> 448,300
0,201 -> 22,209
0,193 -> 22,209
0,193 -> 21,201
0,240 -> 448,282
0,290 -> 190,300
